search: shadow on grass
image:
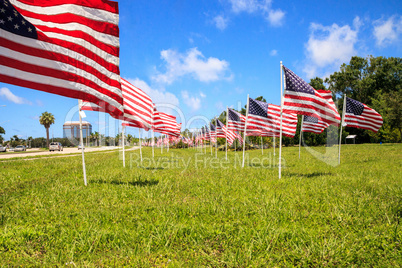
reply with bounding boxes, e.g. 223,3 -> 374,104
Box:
285,171 -> 333,178
93,179 -> 159,187
139,167 -> 164,170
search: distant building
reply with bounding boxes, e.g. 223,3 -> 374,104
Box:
63,121 -> 92,145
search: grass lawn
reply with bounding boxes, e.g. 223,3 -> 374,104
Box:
0,144 -> 401,266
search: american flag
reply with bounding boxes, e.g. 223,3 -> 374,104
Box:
268,103 -> 298,137
200,127 -> 206,140
344,97 -> 383,132
0,0 -> 123,117
216,119 -> 236,145
227,108 -> 246,132
152,106 -> 180,137
120,79 -> 153,130
283,66 -> 340,126
301,90 -> 336,134
247,97 -> 271,131
234,131 -> 243,145
209,122 -> 216,134
215,119 -> 226,138
246,97 -> 297,137
204,125 -> 211,140
155,112 -> 180,137
302,115 -> 328,134
208,123 -> 217,143
85,79 -> 154,131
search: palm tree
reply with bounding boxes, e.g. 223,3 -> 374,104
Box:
93,131 -> 99,146
89,131 -> 99,146
39,112 -> 55,148
127,134 -> 133,145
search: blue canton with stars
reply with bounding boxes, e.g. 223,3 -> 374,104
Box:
228,108 -> 241,122
304,115 -> 318,123
346,97 -> 364,115
216,120 -> 224,128
0,0 -> 37,38
248,97 -> 268,117
210,122 -> 216,131
283,66 -> 315,95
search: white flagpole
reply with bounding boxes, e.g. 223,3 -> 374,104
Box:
261,136 -> 263,155
204,134 -> 206,154
273,136 -> 276,156
235,138 -> 236,152
279,61 -> 284,179
161,135 -> 163,154
139,128 -> 143,163
215,119 -> 218,158
122,124 -> 125,167
168,135 -> 170,152
338,94 -> 347,164
152,130 -> 154,158
225,107 -> 228,160
78,100 -> 87,186
299,115 -> 304,159
242,95 -> 250,168
210,128 -> 212,155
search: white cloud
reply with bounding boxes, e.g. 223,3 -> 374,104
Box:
181,91 -> 202,111
0,87 -> 32,105
214,15 -> 229,30
226,0 -> 285,27
373,15 -> 402,47
200,92 -> 206,98
229,0 -> 260,13
125,78 -> 179,111
153,48 -> 232,85
270,49 -> 278,56
303,18 -> 359,77
267,9 -> 285,26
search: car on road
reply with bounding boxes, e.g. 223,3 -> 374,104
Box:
49,142 -> 63,152
78,144 -> 85,150
0,145 -> 6,152
14,145 -> 26,152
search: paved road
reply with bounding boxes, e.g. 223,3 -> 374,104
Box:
0,146 -> 138,160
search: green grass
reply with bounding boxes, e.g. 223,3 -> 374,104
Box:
0,144 -> 401,266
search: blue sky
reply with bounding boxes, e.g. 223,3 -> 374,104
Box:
1,0 -> 401,140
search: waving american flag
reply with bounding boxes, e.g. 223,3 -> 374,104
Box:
283,66 -> 340,126
0,0 -> 123,117
344,97 -> 383,132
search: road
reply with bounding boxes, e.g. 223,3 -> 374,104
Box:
0,146 -> 138,160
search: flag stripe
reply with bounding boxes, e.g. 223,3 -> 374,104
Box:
121,79 -> 153,130
14,0 -> 119,14
1,0 -> 123,117
0,48 -> 121,101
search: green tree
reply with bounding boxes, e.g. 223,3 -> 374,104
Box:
39,111 -> 55,148
126,134 -> 133,145
326,56 -> 401,143
0,126 -> 5,143
89,131 -> 99,146
371,89 -> 402,142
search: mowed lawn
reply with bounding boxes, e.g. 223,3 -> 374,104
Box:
0,144 -> 401,267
